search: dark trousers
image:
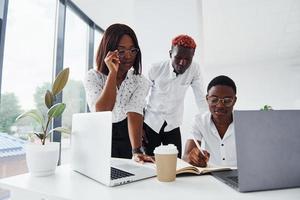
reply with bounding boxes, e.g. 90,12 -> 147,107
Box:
111,118 -> 132,159
144,121 -> 182,158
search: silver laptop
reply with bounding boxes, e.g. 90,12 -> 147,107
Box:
71,111 -> 156,186
212,110 -> 300,192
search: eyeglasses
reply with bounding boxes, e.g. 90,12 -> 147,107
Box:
207,96 -> 235,107
117,48 -> 139,58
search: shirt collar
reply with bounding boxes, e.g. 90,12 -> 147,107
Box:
209,114 -> 220,138
168,60 -> 177,79
222,123 -> 234,140
209,113 -> 234,140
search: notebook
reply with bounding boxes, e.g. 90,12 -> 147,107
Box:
212,110 -> 300,192
71,111 -> 156,186
176,158 -> 235,175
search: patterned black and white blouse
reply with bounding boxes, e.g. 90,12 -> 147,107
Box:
84,69 -> 150,123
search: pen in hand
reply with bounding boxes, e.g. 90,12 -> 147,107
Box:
193,138 -> 209,163
193,138 -> 205,155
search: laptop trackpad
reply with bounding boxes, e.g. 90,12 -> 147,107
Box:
116,163 -> 139,172
111,158 -> 155,176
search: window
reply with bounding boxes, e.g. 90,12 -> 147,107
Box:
60,7 -> 89,164
0,0 -> 56,178
0,0 -> 104,176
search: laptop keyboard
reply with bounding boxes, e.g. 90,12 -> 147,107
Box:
111,167 -> 134,180
227,176 -> 239,184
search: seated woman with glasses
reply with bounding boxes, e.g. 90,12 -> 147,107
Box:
183,75 -> 237,167
84,23 -> 153,163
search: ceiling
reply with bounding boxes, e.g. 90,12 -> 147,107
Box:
71,0 -> 135,29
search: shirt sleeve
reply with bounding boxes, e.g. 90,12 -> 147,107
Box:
125,75 -> 150,115
83,70 -> 105,112
188,113 -> 204,141
191,63 -> 208,115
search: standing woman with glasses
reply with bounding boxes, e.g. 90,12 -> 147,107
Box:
84,23 -> 153,162
183,75 -> 237,167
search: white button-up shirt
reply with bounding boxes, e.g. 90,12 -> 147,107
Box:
189,112 -> 237,167
144,60 -> 207,133
84,69 -> 150,123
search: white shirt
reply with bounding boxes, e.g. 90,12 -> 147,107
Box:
189,112 -> 237,167
84,69 -> 150,123
144,60 -> 207,133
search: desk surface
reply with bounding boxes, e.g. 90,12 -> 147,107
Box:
0,165 -> 299,200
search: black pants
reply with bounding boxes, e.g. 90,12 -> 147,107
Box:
143,121 -> 182,158
111,118 -> 132,159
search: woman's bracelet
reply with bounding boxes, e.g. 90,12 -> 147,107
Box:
132,146 -> 144,154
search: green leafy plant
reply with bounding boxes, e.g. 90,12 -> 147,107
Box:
16,68 -> 70,145
260,105 -> 273,111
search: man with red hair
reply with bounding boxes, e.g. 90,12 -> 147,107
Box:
143,34 -> 207,158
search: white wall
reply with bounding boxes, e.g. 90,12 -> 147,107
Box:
202,0 -> 300,110
71,0 -> 135,29
132,0 -> 203,69
73,0 -> 300,145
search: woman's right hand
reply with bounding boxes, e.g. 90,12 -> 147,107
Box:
104,50 -> 120,74
133,153 -> 155,164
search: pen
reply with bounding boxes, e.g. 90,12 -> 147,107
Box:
193,137 -> 211,165
193,137 -> 205,155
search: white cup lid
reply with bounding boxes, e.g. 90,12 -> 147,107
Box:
153,144 -> 178,155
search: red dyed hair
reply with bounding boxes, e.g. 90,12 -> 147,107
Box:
171,34 -> 196,49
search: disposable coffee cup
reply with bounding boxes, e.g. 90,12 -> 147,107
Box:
154,144 -> 178,182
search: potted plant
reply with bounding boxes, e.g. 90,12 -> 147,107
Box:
16,68 -> 70,176
260,105 -> 273,111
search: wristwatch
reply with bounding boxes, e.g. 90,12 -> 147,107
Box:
132,146 -> 144,154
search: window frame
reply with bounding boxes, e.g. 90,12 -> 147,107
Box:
0,0 -> 9,105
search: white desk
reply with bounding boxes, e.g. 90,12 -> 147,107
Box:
0,165 -> 299,200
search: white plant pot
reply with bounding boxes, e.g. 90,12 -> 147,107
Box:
25,142 -> 60,177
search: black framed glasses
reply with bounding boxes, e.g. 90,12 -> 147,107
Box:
117,48 -> 139,58
207,96 -> 235,107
